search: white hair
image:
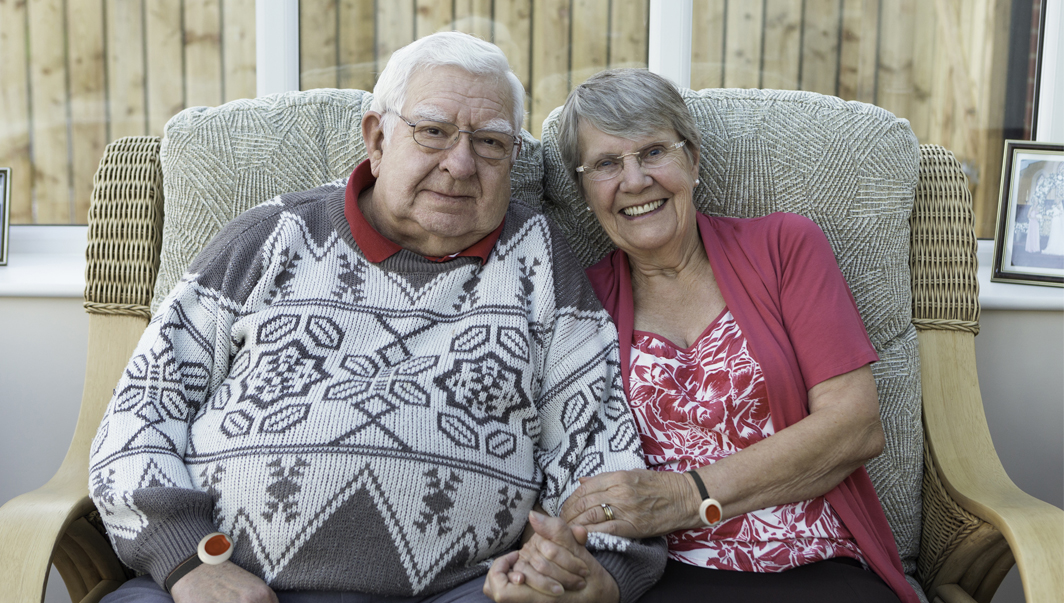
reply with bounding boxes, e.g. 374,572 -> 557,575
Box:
371,31 -> 525,138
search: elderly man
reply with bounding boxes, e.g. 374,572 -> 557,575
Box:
89,31 -> 663,603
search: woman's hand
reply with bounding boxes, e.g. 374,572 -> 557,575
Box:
560,468 -> 699,539
484,512 -> 618,603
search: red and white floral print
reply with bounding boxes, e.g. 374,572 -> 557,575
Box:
629,309 -> 865,572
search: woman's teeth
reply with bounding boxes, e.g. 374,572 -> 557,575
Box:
622,200 -> 665,216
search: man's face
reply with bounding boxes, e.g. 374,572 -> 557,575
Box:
361,65 -> 516,257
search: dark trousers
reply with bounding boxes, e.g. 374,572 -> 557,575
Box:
637,558 -> 903,603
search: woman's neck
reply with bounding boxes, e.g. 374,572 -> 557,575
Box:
628,227 -> 726,348
628,221 -> 711,286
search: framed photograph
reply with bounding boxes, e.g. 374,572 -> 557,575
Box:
0,167 -> 9,266
992,140 -> 1064,287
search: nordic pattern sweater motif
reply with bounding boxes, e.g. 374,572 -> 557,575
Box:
88,180 -> 662,599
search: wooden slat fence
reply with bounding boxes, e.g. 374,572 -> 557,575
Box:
0,0 -> 256,225
0,0 -> 1024,239
686,0 -> 1012,238
297,0 -> 649,136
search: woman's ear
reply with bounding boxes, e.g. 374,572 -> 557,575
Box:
362,111 -> 386,177
689,142 -> 701,182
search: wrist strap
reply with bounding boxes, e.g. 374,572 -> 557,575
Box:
687,470 -> 723,527
687,470 -> 710,499
164,532 -> 234,593
164,553 -> 202,593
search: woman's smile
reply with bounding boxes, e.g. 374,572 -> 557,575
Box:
621,199 -> 667,217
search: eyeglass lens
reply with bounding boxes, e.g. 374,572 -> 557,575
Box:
410,120 -> 514,159
584,142 -> 684,181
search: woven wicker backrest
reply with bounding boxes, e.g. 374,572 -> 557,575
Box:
151,88 -> 543,312
540,88 -> 924,576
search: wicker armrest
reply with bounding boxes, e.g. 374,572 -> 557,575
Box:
913,145 -> 1064,603
84,136 -> 164,317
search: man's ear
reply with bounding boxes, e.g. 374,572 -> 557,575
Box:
362,111 -> 386,177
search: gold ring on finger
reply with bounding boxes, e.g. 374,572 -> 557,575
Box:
600,503 -> 615,522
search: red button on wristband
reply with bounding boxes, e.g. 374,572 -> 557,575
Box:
198,532 -> 234,565
687,470 -> 723,527
163,532 -> 234,593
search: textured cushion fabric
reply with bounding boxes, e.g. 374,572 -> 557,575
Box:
152,88 -> 543,312
540,88 -> 924,579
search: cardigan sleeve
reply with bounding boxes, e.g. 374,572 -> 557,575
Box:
773,214 -> 879,388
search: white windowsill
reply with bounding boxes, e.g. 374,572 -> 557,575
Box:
976,239 -> 1064,311
0,228 -> 1061,311
0,226 -> 87,298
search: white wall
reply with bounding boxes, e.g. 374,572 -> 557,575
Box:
975,309 -> 1064,603
0,297 -> 87,603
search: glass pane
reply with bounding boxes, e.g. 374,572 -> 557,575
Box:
0,0 -> 257,225
298,0 -> 649,139
691,0 -> 1041,239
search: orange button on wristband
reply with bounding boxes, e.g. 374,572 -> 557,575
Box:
163,533 -> 234,592
197,532 -> 234,565
698,497 -> 723,526
687,470 -> 723,527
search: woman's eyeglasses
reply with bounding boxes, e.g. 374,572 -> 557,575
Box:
577,140 -> 687,182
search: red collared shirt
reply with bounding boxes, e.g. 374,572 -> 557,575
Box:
343,160 -> 503,263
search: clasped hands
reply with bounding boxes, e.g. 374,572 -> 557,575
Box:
485,468 -> 695,602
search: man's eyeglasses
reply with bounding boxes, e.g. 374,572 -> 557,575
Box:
394,114 -> 520,160
576,140 -> 687,182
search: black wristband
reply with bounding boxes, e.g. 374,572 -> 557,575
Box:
687,469 -> 710,499
164,553 -> 202,593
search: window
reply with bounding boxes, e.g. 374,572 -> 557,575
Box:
0,0 -> 1045,240
297,0 -> 648,137
0,0 -> 256,225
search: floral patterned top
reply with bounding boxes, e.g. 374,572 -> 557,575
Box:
629,308 -> 866,572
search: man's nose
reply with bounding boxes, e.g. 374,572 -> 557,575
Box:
439,132 -> 478,178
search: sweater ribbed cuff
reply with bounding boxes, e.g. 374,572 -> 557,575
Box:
591,537 -> 667,603
123,489 -> 218,588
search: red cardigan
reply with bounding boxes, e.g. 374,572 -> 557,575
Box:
585,212 -> 918,603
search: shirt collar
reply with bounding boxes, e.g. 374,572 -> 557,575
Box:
343,159 -> 504,264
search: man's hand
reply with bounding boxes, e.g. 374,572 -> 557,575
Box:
170,561 -> 278,603
511,512 -> 590,595
483,512 -> 619,603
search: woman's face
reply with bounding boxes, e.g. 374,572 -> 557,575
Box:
578,121 -> 700,259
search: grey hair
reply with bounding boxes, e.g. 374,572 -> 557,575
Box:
557,69 -> 700,187
371,31 -> 525,138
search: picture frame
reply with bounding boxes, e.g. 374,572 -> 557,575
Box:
991,140 -> 1064,287
0,168 -> 9,266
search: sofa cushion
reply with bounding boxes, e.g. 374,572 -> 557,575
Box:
153,88 -> 542,311
540,88 -> 923,577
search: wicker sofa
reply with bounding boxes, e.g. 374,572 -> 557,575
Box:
0,88 -> 1060,603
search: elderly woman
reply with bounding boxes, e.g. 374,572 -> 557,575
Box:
501,69 -> 919,603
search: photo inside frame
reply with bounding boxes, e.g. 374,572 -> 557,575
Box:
1003,154 -> 1064,277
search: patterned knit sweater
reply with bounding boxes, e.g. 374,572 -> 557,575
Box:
88,177 -> 665,601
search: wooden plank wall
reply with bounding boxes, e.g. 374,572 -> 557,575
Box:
2,0 -> 256,225
2,0 -> 1017,237
687,0 -> 1012,238
297,0 -> 648,136
293,0 -> 1010,236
